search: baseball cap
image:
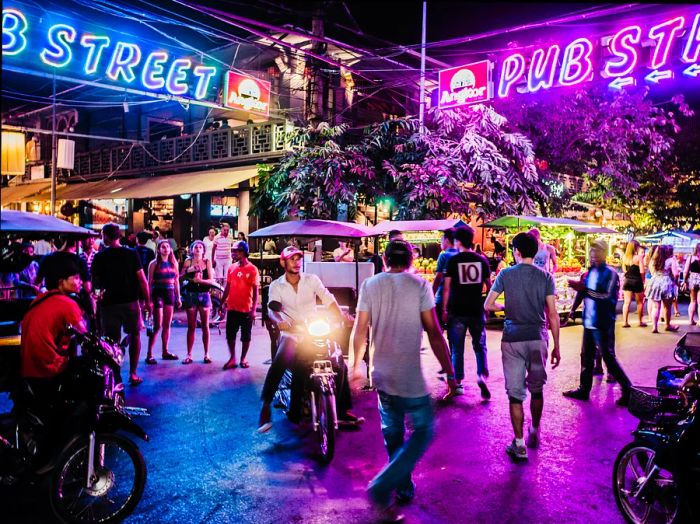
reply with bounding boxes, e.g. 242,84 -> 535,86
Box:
280,246 -> 303,261
590,239 -> 608,252
236,241 -> 249,255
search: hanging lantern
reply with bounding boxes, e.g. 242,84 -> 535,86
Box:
1,131 -> 26,176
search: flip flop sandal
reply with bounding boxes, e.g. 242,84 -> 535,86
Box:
203,357 -> 213,364
222,361 -> 238,370
182,357 -> 193,365
257,422 -> 273,434
162,352 -> 179,361
240,361 -> 250,368
129,376 -> 143,386
145,356 -> 157,365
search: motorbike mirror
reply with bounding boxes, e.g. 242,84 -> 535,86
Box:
268,301 -> 283,313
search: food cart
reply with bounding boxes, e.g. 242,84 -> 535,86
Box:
482,215 -> 623,314
369,219 -> 468,285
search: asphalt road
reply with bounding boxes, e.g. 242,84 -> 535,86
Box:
3,303 -> 697,524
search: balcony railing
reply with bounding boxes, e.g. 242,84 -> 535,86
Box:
60,120 -> 289,179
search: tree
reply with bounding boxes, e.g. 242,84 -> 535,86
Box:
496,87 -> 693,222
252,105 -> 546,221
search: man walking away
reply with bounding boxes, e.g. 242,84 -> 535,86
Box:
433,228 -> 458,374
441,226 -> 492,399
221,242 -> 259,370
563,239 -> 632,406
91,223 -> 151,385
484,232 -> 561,461
352,240 -> 456,522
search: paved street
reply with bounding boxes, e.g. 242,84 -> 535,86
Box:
4,304 -> 696,524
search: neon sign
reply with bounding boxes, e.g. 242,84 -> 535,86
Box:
2,5 -> 223,104
438,60 -> 492,109
490,10 -> 699,98
223,71 -> 271,115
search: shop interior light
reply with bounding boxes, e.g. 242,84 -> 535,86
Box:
1,131 -> 26,175
180,193 -> 192,200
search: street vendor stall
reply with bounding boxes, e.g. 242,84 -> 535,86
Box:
636,231 -> 700,254
369,219 -> 467,285
482,215 -> 623,314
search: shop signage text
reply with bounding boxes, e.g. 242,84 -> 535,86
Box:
438,10 -> 699,108
2,5 -> 221,103
223,71 -> 271,115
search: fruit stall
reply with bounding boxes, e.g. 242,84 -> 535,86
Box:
370,218 -> 468,284
482,215 -> 624,314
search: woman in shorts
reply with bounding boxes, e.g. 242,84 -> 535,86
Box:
180,240 -> 216,364
145,240 -> 181,364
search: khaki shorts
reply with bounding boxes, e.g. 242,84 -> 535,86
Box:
501,339 -> 548,401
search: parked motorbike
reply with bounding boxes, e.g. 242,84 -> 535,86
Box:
0,326 -> 149,524
613,334 -> 700,524
270,303 -> 344,464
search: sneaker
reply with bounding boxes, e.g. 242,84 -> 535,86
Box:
506,439 -> 528,460
563,388 -> 590,401
477,375 -> 491,400
454,384 -> 464,396
526,425 -> 539,449
606,374 -> 617,383
338,410 -> 365,427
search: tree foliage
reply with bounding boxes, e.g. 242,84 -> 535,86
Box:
251,106 -> 544,221
496,87 -> 693,221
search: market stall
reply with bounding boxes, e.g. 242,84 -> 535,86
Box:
482,215 -> 623,314
636,231 -> 700,254
369,219 -> 467,285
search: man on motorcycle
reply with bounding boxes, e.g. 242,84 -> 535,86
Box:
257,246 -> 363,433
18,253 -> 87,461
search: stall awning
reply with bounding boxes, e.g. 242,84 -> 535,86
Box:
19,166 -> 260,201
1,181 -> 51,205
483,215 -> 620,233
370,219 -> 467,235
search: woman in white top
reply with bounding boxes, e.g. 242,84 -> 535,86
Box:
647,244 -> 680,333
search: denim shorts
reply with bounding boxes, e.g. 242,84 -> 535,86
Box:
152,286 -> 176,308
182,291 -> 211,309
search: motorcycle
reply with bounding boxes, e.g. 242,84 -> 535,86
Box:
613,334 -> 700,524
269,303 -> 346,465
0,326 -> 149,524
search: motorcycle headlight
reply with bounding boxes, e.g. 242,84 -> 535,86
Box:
307,319 -> 331,338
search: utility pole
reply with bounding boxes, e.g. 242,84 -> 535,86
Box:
51,73 -> 57,216
418,1 -> 427,134
307,5 -> 327,124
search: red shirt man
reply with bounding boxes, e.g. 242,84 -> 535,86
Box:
20,255 -> 85,379
222,241 -> 259,370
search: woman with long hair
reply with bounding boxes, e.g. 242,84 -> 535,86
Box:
180,240 -> 215,364
647,245 -> 680,333
621,240 -> 647,327
644,244 -> 658,320
145,240 -> 181,364
683,243 -> 700,326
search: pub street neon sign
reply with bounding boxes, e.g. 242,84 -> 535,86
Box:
438,10 -> 699,108
497,11 -> 700,97
2,5 -> 221,105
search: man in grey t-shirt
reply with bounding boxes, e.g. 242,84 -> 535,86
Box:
485,232 -> 561,461
352,240 -> 456,522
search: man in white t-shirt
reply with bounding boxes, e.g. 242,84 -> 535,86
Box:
333,240 -> 354,262
203,227 -> 217,261
211,222 -> 234,280
352,240 -> 456,521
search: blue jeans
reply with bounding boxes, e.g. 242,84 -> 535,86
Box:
368,392 -> 434,507
447,314 -> 488,382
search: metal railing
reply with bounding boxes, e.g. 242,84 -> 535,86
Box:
52,120 -> 289,179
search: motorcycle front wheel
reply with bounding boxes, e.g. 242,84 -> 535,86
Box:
315,390 -> 335,465
49,433 -> 146,524
613,441 -> 679,524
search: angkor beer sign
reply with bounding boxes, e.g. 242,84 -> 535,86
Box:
223,72 -> 271,115
438,11 -> 699,109
2,4 -> 223,106
438,60 -> 492,109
